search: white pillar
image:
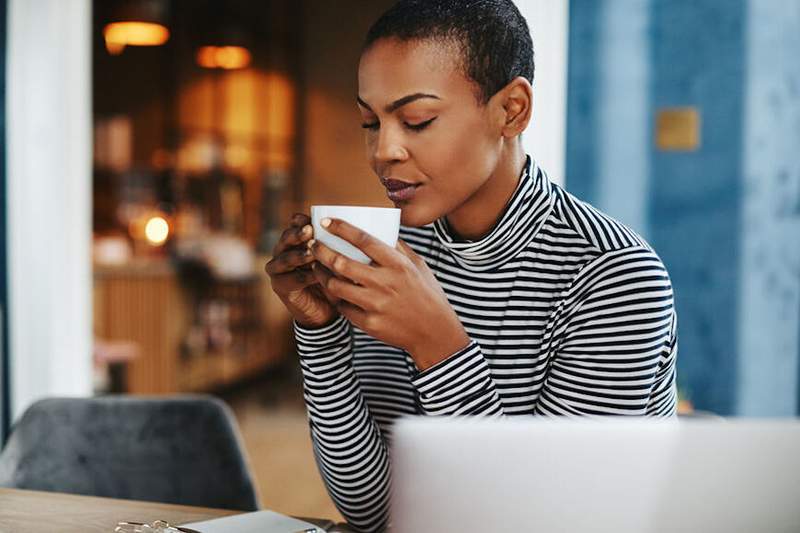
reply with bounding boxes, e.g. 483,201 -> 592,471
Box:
6,0 -> 93,419
514,0 -> 569,186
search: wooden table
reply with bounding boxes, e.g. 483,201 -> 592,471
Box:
0,488 -> 339,532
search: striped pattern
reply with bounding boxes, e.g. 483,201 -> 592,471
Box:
295,156 -> 678,532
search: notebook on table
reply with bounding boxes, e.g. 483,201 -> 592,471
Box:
183,510 -> 328,533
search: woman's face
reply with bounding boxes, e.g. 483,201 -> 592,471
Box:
357,38 -> 505,227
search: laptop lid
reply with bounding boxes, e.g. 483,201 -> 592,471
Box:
390,417 -> 800,533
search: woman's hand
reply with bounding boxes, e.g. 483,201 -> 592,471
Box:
309,217 -> 470,370
265,213 -> 340,329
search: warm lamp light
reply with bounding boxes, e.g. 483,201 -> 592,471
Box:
196,46 -> 251,70
144,216 -> 170,246
104,22 -> 169,54
103,0 -> 170,55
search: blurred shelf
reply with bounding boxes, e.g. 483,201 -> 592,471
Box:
93,256 -> 293,394
177,348 -> 275,393
94,258 -> 175,279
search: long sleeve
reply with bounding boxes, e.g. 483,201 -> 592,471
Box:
534,247 -> 678,416
411,342 -> 506,416
294,317 -> 392,533
411,246 -> 677,419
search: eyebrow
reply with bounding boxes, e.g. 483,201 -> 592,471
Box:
357,93 -> 441,113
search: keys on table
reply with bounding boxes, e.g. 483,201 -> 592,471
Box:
114,520 -> 201,533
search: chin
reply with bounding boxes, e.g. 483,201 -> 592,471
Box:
398,202 -> 441,228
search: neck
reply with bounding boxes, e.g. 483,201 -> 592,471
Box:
445,142 -> 527,241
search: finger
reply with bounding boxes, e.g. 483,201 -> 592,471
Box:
311,261 -> 373,309
311,263 -> 342,305
309,239 -> 379,287
289,212 -> 311,228
336,300 -> 368,330
274,212 -> 312,257
319,218 -> 400,266
317,282 -> 342,306
273,223 -> 313,256
311,260 -> 333,286
270,267 -> 318,292
265,247 -> 315,276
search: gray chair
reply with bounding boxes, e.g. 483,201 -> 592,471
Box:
0,395 -> 259,511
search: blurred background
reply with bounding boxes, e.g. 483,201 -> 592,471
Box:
0,0 -> 798,523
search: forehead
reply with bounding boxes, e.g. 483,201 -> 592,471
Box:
358,38 -> 477,108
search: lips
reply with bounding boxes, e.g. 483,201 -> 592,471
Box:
383,178 -> 416,190
382,178 -> 420,202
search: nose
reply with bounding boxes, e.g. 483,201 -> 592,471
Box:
372,123 -> 409,164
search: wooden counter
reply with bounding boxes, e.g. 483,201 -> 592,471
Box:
93,258 -> 292,394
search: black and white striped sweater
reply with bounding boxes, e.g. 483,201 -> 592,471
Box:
294,156 -> 678,532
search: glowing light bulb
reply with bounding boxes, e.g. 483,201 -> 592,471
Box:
196,46 -> 251,70
144,216 -> 169,246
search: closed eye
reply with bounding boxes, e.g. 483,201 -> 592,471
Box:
360,117 -> 438,132
405,117 -> 437,131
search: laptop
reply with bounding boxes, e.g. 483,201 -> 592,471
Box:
390,417 -> 800,533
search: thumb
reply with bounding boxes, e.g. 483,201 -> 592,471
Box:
396,239 -> 414,256
396,239 -> 422,266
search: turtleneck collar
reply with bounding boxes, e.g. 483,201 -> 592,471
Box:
433,155 -> 555,271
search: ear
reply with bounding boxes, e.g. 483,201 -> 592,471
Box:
491,77 -> 533,139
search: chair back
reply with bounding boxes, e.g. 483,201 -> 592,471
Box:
0,395 -> 259,511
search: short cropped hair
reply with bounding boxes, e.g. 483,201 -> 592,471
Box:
364,0 -> 535,104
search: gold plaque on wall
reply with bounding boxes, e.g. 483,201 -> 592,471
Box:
655,107 -> 701,151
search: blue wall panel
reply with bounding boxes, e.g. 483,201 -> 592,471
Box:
648,0 -> 746,415
566,0 -> 753,414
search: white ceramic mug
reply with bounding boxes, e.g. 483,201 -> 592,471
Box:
310,205 -> 401,264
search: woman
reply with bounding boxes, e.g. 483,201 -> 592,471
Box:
265,1 -> 677,531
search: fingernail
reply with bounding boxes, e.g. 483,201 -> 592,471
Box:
302,225 -> 312,235
321,218 -> 331,228
307,239 -> 316,249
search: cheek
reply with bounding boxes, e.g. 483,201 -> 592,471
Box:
408,120 -> 498,218
417,115 -> 497,186
427,112 -> 494,166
